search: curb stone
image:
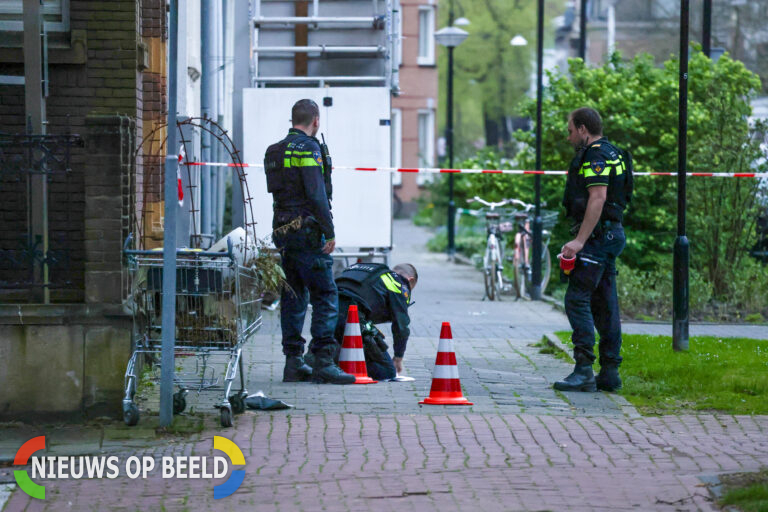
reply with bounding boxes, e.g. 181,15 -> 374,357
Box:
542,332 -> 642,419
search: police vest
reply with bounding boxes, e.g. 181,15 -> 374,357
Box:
336,263 -> 402,316
263,130 -> 332,215
563,138 -> 634,223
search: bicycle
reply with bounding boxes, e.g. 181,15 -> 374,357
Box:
506,199 -> 557,299
462,196 -> 517,301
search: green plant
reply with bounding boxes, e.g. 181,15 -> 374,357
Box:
615,259 -> 713,320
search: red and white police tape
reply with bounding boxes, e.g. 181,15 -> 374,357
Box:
181,161 -> 768,178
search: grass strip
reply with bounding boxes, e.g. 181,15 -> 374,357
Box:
553,331 -> 768,415
718,469 -> 768,512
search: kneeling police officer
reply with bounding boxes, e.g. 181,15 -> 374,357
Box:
307,262 -> 417,381
264,99 -> 354,385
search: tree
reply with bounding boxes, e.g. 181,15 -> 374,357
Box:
511,50 -> 767,301
436,0 -> 565,159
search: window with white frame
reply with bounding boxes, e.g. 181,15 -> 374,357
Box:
0,0 -> 69,32
417,6 -> 435,66
391,109 -> 403,186
417,109 -> 435,185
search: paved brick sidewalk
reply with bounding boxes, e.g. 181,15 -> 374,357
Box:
4,413 -> 768,511
3,220 -> 767,512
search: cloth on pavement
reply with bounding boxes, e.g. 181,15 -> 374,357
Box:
244,391 -> 293,410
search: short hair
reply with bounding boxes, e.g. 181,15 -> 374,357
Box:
292,99 -> 319,127
393,263 -> 418,284
569,107 -> 603,136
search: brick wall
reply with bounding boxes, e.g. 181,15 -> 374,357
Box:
0,0 -> 167,303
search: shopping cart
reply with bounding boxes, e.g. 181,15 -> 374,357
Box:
122,235 -> 262,427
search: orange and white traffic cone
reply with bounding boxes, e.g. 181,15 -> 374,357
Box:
419,322 -> 473,405
338,305 -> 377,384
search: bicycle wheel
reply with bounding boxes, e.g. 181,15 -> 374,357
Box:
484,267 -> 496,300
540,245 -> 552,294
494,262 -> 504,301
526,245 -> 552,295
512,240 -> 527,299
483,245 -> 496,301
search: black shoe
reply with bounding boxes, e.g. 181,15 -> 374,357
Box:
283,355 -> 313,382
553,364 -> 597,392
596,366 -> 622,392
312,355 -> 355,385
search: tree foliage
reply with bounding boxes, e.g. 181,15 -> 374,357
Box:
437,0 -> 565,158
423,49 -> 767,314
512,50 -> 767,301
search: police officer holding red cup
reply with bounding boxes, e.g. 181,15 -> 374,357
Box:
555,107 -> 633,393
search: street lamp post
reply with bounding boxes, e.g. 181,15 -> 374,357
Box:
579,0 -> 587,60
702,0 -> 712,57
531,0 -> 545,300
673,0 -> 690,351
435,26 -> 468,260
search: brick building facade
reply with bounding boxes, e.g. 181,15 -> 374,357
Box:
0,0 -> 168,419
392,0 -> 438,208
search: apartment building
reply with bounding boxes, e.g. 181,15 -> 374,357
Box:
392,0 -> 439,210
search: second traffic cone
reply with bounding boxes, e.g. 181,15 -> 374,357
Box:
338,305 -> 377,384
420,322 -> 473,405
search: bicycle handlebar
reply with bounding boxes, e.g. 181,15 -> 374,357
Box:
467,196 -> 514,210
467,196 -> 546,212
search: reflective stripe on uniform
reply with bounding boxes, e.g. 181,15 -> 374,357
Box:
581,158 -> 624,178
290,156 -> 321,168
380,273 -> 402,293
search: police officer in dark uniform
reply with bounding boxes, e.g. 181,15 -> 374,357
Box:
335,263 -> 417,380
555,107 -> 633,393
306,262 -> 417,380
263,99 -> 354,385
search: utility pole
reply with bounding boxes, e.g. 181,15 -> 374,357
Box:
673,0 -> 690,352
231,0 -> 251,229
160,0 -> 180,427
201,0 -> 217,239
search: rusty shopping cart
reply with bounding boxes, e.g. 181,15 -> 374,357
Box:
122,236 -> 262,427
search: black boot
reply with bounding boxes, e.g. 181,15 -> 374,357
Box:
312,353 -> 355,385
596,366 -> 622,392
553,364 -> 597,392
283,355 -> 313,382
303,351 -> 315,370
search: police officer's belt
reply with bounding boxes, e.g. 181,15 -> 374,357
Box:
569,220 -> 622,237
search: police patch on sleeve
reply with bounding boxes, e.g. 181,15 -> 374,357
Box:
313,151 -> 323,165
590,160 -> 607,175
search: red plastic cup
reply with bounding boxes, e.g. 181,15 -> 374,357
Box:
558,253 -> 576,275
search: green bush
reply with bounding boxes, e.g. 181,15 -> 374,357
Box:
616,260 -> 713,320
726,258 -> 768,316
417,48 -> 768,320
